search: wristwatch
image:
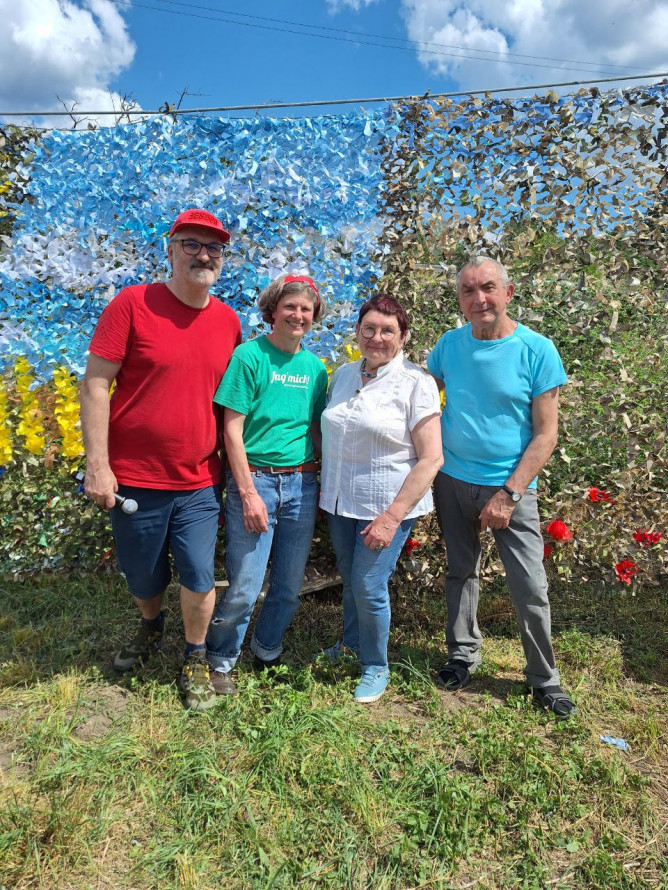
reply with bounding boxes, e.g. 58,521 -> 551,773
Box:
501,484 -> 522,503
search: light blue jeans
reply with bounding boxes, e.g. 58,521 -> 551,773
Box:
206,470 -> 318,673
326,512 -> 415,672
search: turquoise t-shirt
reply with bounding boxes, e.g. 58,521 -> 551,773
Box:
426,322 -> 567,487
213,336 -> 328,467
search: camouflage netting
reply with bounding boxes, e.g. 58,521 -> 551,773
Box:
0,82 -> 666,584
375,84 -> 668,587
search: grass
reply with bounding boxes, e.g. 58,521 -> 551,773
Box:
0,572 -> 666,889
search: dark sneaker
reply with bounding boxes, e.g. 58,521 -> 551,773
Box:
178,651 -> 216,712
252,654 -> 290,684
113,618 -> 164,672
209,669 -> 237,695
253,654 -> 281,671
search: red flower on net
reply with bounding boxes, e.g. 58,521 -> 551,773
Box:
632,529 -> 663,546
545,520 -> 573,541
614,558 -> 638,584
405,538 -> 422,556
543,543 -> 553,559
589,487 -> 615,503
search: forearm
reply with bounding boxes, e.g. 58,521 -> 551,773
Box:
359,455 -> 443,551
385,413 -> 443,522
223,412 -> 268,533
504,430 -> 558,494
310,422 -> 322,460
480,388 -> 560,531
223,428 -> 256,499
80,380 -> 112,471
80,376 -> 117,508
385,455 -> 444,523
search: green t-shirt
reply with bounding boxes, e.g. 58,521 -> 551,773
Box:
213,336 -> 329,466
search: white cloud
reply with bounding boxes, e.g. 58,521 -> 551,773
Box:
401,0 -> 668,91
0,0 -> 138,127
326,0 -> 381,12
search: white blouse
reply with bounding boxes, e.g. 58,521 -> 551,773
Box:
320,351 -> 441,520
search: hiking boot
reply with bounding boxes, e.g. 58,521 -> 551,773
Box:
354,668 -> 389,704
209,669 -> 237,695
178,650 -> 216,712
113,617 -> 164,672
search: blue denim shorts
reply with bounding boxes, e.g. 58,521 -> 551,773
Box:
109,484 -> 222,599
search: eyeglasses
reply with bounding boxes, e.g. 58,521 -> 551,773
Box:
172,238 -> 225,258
360,324 -> 400,341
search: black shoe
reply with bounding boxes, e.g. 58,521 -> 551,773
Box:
252,654 -> 289,683
253,654 -> 281,671
435,659 -> 472,691
530,685 -> 577,719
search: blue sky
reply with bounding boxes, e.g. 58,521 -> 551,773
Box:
0,0 -> 667,126
116,0 -> 439,113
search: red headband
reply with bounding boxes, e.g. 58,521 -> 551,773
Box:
284,274 -> 320,313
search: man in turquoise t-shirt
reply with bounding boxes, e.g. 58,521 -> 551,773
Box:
427,256 -> 575,718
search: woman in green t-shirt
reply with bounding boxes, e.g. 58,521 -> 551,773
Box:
206,275 -> 328,693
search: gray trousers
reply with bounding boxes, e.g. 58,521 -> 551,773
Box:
434,472 -> 560,689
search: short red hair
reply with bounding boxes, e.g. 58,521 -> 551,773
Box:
357,293 -> 410,334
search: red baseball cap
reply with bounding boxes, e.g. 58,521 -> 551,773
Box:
169,208 -> 231,243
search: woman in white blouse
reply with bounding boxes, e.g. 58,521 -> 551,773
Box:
320,294 -> 443,703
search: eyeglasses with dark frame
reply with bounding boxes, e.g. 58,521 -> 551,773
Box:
172,238 -> 225,258
359,324 -> 400,341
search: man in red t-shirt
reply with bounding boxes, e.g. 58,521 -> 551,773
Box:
80,208 -> 241,711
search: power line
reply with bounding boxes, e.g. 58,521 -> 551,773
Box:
122,0 -> 648,76
3,72 -> 666,121
140,0 -> 646,75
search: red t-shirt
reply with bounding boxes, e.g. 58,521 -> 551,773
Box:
89,283 -> 241,489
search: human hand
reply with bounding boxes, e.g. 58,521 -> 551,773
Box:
84,465 -> 118,511
479,491 -> 515,531
241,490 -> 269,534
360,512 -> 400,551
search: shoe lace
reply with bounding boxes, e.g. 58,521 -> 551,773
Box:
183,655 -> 209,687
360,669 -> 385,687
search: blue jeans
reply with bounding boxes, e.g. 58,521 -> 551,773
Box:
326,513 -> 415,672
206,470 -> 318,673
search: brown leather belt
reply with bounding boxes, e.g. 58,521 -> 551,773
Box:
248,462 -> 320,475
